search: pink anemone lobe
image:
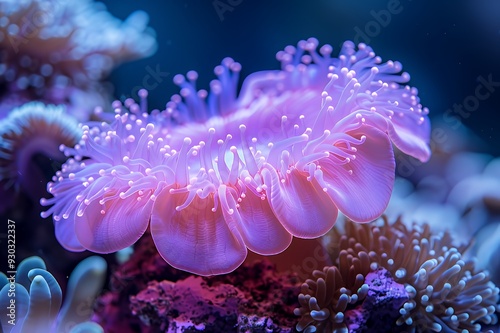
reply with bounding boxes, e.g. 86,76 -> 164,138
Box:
42,39 -> 430,275
151,186 -> 248,276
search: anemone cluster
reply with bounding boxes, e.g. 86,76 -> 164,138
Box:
295,216 -> 499,333
387,146 -> 500,286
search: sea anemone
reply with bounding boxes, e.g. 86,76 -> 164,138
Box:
294,263 -> 370,332
0,0 -> 157,120
41,39 -> 431,275
295,216 -> 499,332
0,102 -> 80,211
0,255 -> 106,333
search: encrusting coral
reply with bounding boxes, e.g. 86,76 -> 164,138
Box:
0,255 -> 107,333
295,216 -> 499,333
92,232 -> 300,333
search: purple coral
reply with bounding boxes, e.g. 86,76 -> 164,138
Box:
0,255 -> 107,333
344,268 -> 409,332
41,39 -> 430,275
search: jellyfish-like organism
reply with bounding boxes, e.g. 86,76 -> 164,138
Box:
41,39 -> 431,275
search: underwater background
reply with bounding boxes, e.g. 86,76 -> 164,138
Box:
1,0 -> 500,332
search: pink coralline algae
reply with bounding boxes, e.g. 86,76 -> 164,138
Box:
93,234 -> 299,333
41,39 -> 431,275
128,267 -> 300,333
